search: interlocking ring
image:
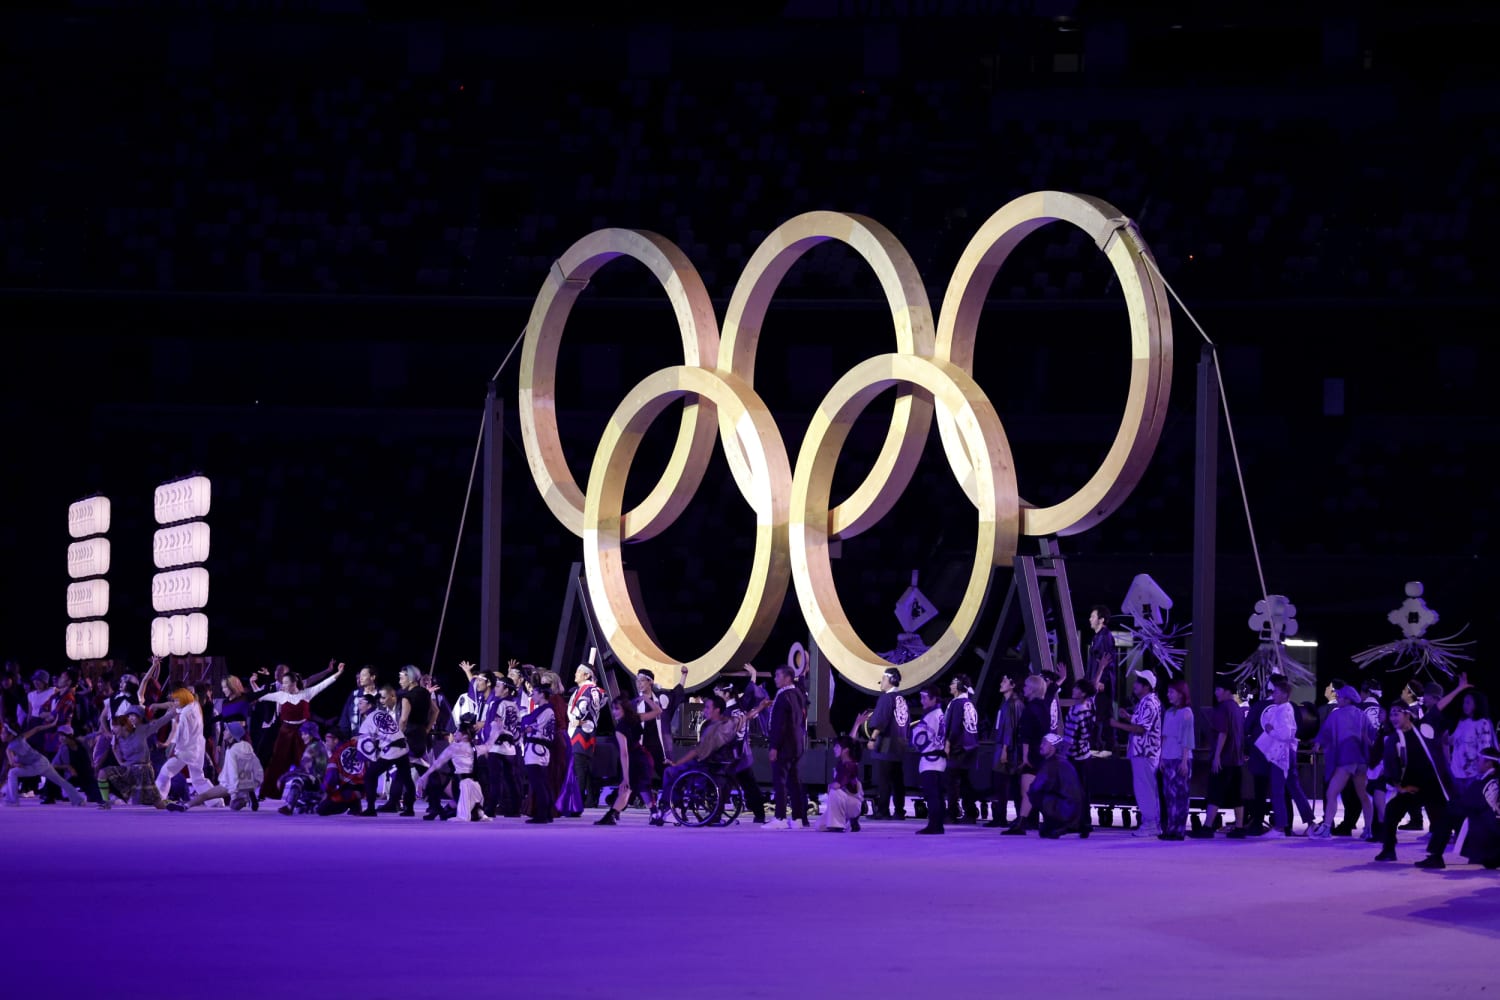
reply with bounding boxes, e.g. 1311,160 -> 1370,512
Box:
934,191 -> 1172,535
790,354 -> 1017,691
719,212 -> 935,541
519,229 -> 720,542
520,192 -> 1172,692
583,365 -> 791,688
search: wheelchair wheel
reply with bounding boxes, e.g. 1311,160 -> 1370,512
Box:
716,783 -> 744,826
670,771 -> 723,828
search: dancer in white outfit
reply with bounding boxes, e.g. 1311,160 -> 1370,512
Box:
417,716 -> 485,821
155,686 -> 214,804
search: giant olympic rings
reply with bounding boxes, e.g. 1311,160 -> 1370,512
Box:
520,191 -> 1172,692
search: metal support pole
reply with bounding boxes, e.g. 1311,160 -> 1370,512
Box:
480,382 -> 504,675
1191,345 -> 1219,703
805,540 -> 840,741
807,638 -> 836,741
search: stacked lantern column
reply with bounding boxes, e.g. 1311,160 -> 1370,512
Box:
151,476 -> 211,658
65,496 -> 112,661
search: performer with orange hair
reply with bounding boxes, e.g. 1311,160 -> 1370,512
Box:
155,685 -> 214,804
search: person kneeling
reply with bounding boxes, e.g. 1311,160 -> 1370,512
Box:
1457,746 -> 1500,870
3,719 -> 87,807
168,722 -> 264,811
276,722 -> 329,815
98,704 -> 178,807
316,734 -> 365,816
418,715 -> 485,821
819,736 -> 864,832
1027,734 -> 1084,839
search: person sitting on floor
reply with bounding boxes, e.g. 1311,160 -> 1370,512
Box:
277,721 -> 329,815
98,703 -> 179,808
317,730 -> 366,816
167,721 -> 263,812
2,718 -> 87,807
1025,733 -> 1085,839
818,735 -> 864,833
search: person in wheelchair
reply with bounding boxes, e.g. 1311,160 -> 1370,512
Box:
649,694 -> 740,827
715,673 -> 769,824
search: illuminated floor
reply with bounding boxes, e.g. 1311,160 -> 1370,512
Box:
4,800 -> 1494,999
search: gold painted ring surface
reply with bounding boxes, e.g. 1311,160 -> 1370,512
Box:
789,353 -> 1018,692
582,365 -> 791,690
934,191 -> 1172,537
523,196 -> 1171,690
719,211 -> 935,541
519,228 -> 721,542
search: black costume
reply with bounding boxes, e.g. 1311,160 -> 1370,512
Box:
769,684 -> 807,824
866,688 -> 908,819
943,691 -> 979,822
1379,721 -> 1456,862
1029,754 -> 1084,838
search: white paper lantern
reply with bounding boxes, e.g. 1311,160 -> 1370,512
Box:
154,476 -> 212,525
169,616 -> 190,657
154,613 -> 209,657
153,521 -> 211,569
150,617 -> 171,658
68,496 -> 112,539
65,621 -> 110,661
182,612 -> 209,655
67,579 -> 110,620
151,568 -> 210,613
67,538 -> 112,579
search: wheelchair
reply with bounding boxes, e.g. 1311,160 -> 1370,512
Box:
666,757 -> 746,828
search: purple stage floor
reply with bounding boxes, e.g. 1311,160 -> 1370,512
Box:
3,801 -> 1495,999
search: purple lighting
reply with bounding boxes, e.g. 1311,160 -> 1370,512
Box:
1,804 -> 1495,998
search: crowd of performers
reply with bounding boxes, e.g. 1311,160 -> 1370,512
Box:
2,626 -> 1498,871
0,653 -> 809,829
873,663 -> 1500,868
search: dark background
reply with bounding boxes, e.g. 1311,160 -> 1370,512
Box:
2,2 -> 1495,715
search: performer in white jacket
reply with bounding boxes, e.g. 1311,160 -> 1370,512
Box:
417,716 -> 486,821
168,721 -> 264,811
1253,675 -> 1315,836
155,686 -> 214,803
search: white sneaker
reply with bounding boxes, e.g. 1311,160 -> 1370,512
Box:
1309,822 -> 1331,839
1261,829 -> 1287,839
763,818 -> 792,831
1131,827 -> 1161,838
